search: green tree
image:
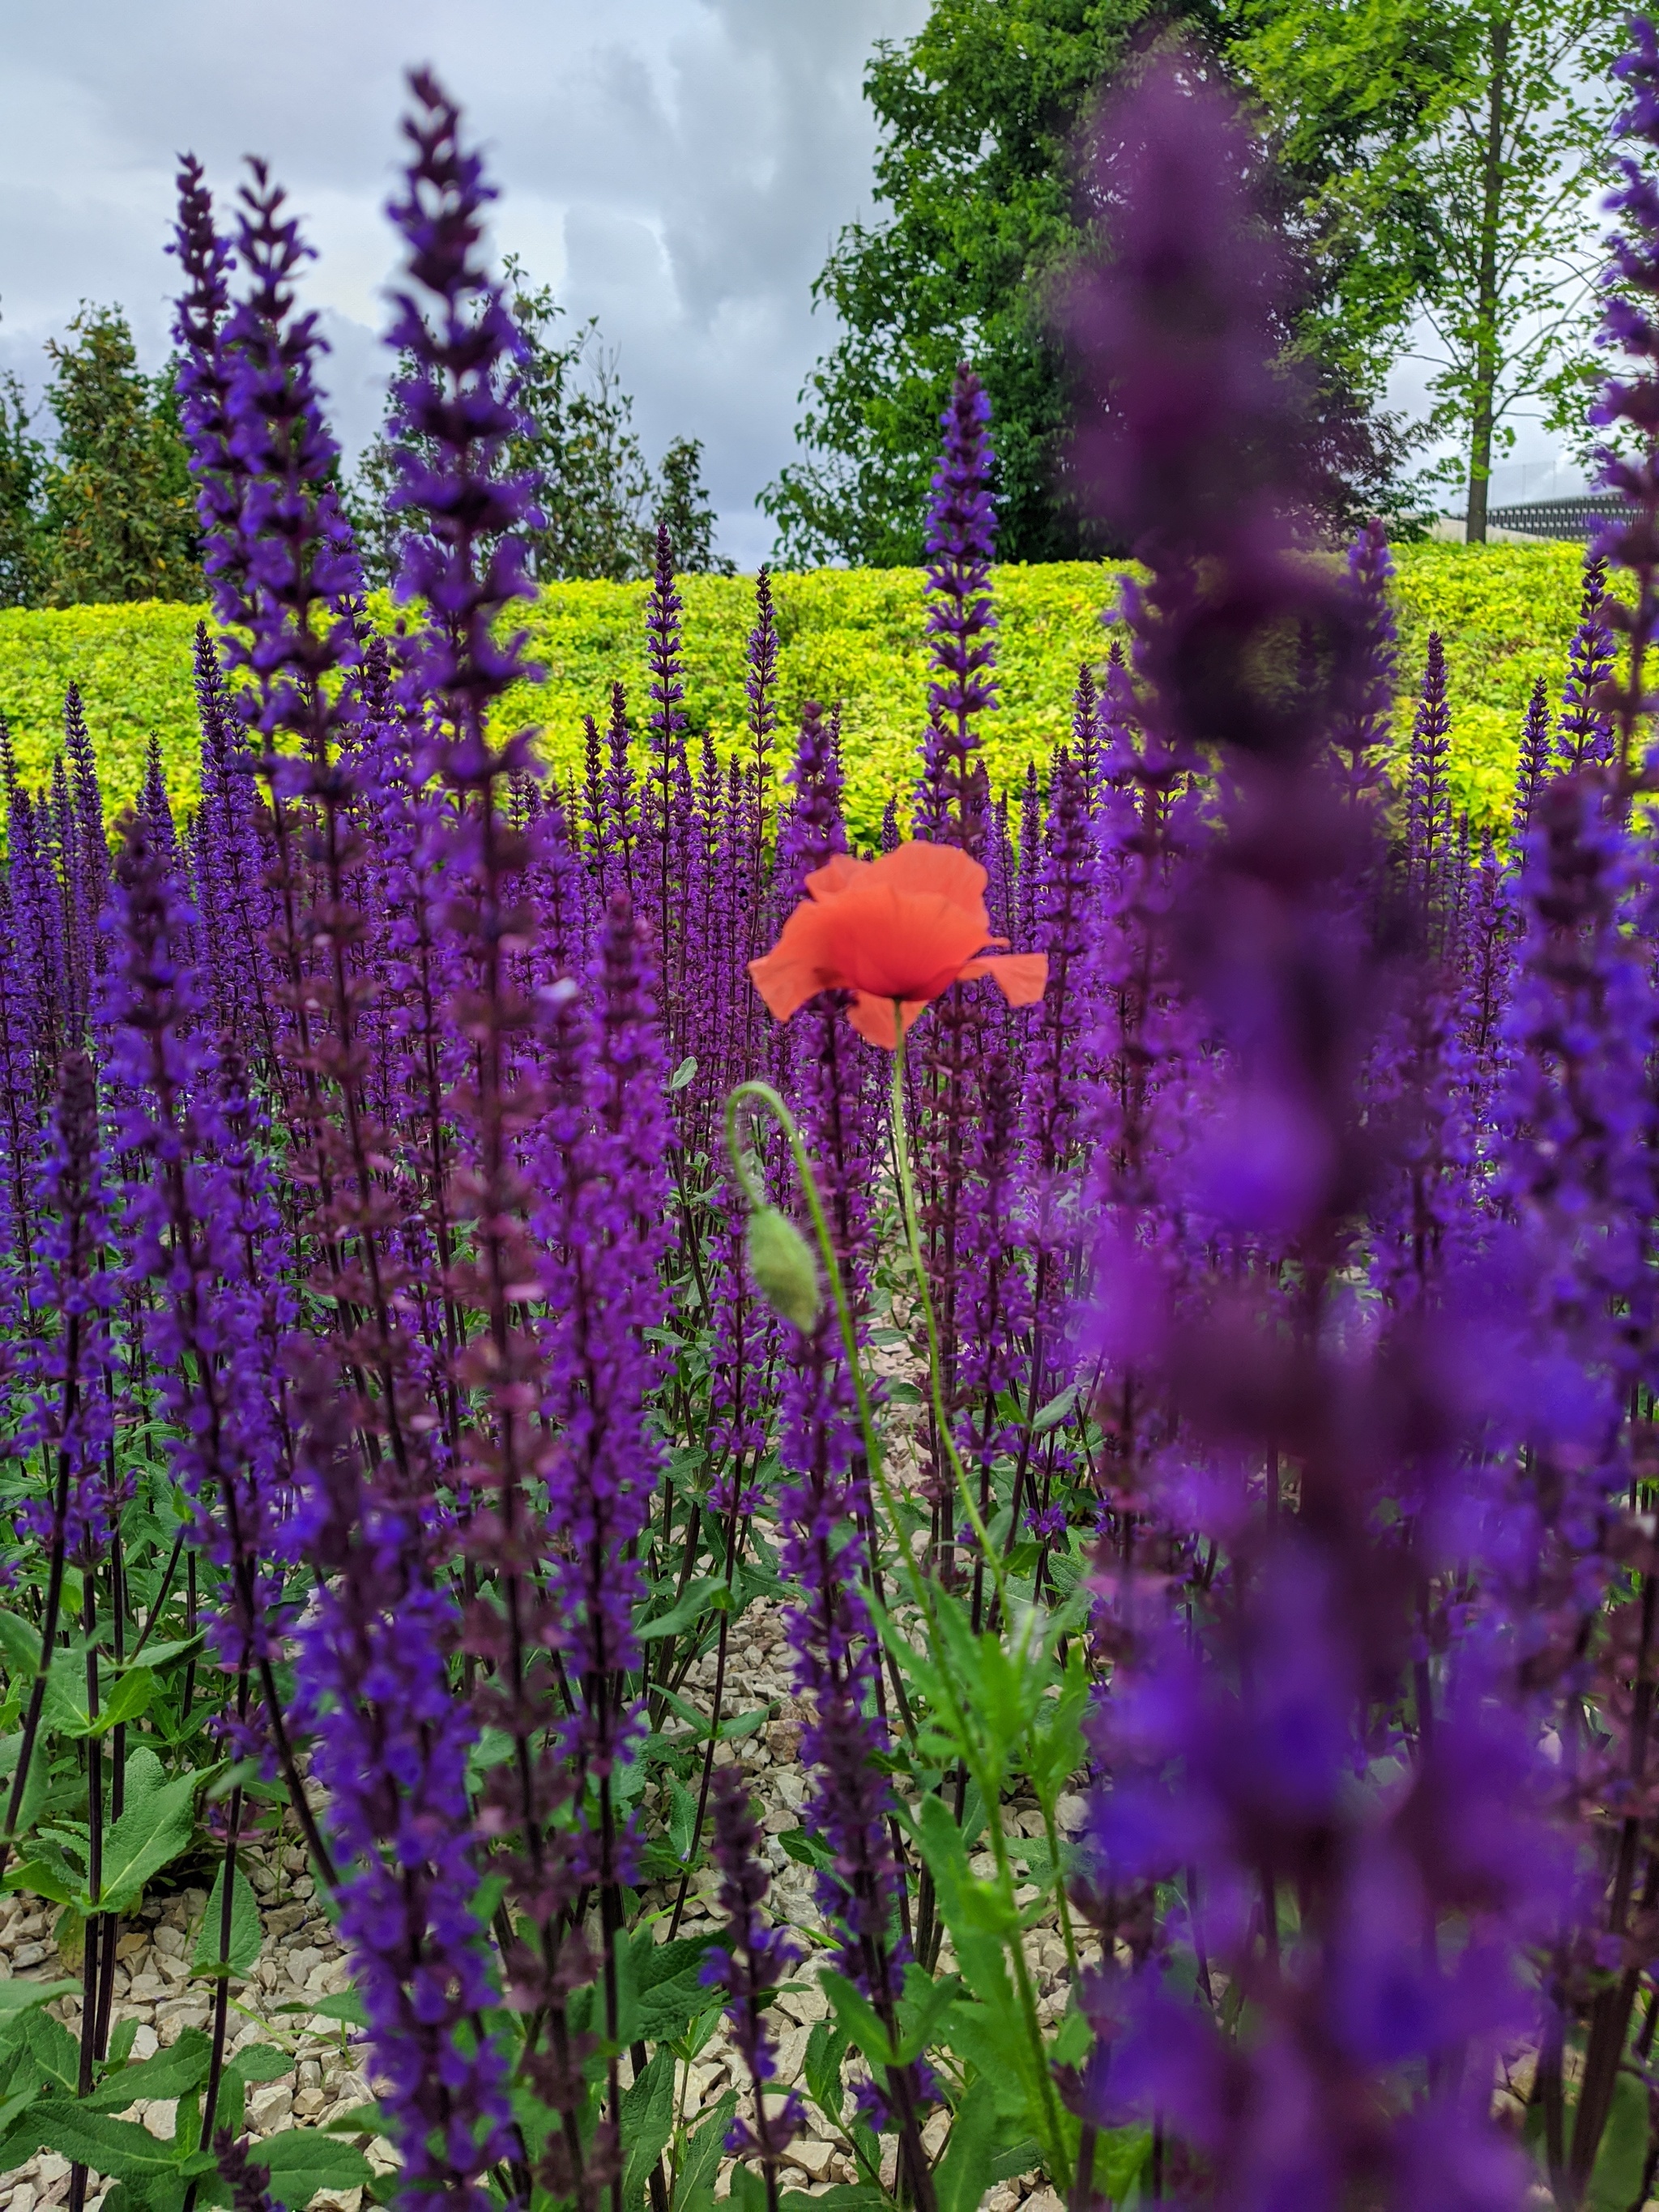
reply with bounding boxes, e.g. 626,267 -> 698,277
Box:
655,436 -> 733,574
352,263 -> 721,586
40,305 -> 199,604
1235,0 -> 1625,541
0,365 -> 45,608
764,0 -> 1166,568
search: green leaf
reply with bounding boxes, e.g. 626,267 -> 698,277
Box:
1031,1384 -> 1078,1432
14,2001 -> 82,2093
804,2018 -> 848,2128
820,1968 -> 897,2070
30,2096 -> 186,2195
934,2091 -> 1003,2212
0,1975 -> 80,2016
84,2029 -> 215,2112
670,1055 -> 699,1092
193,1858 -> 262,1979
677,2088 -> 736,2206
895,1963 -> 962,2067
615,1931 -> 718,2048
0,1731 -> 50,1848
638,1578 -> 723,1643
84,1668 -> 157,1737
95,1747 -> 200,1913
249,2129 -> 375,2209
1589,2069 -> 1650,2212
271,1988 -> 367,2027
0,1615 -> 41,1681
124,1633 -> 208,1673
2,1855 -> 75,1905
621,2048 -> 676,2212
779,1826 -> 835,1871
228,2041 -> 296,2087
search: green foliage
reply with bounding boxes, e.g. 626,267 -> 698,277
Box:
761,0 -> 1171,567
0,367 -> 46,610
0,545 -> 1593,841
350,263 -> 727,589
38,305 -> 200,606
1235,0 -> 1626,530
655,436 -> 733,577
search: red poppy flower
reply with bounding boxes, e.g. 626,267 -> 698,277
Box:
748,840 -> 1048,1047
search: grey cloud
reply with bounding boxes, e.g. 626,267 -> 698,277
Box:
0,0 -> 928,566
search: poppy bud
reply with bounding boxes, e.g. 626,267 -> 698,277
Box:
745,1206 -> 821,1332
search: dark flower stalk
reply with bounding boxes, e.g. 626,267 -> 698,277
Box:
914,364 -> 998,856
1328,518 -> 1398,807
1,1051 -> 113,1891
1405,633 -> 1452,931
1592,18 -> 1659,779
701,1764 -> 804,2206
642,524 -> 690,1031
1512,674 -> 1555,839
1556,553 -> 1616,772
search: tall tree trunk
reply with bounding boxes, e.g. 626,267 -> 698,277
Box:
1464,14 -> 1512,545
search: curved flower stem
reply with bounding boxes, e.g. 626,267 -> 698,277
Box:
887,1012 -> 1009,1623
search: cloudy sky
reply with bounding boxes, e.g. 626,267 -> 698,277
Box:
0,0 -> 928,569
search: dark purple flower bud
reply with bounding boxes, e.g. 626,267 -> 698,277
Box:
702,1763 -> 804,2169
915,364 -> 998,852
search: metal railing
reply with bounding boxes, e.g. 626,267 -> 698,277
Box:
1484,494 -> 1625,540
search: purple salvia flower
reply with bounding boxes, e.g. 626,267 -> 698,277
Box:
10,783 -> 65,1084
641,522 -> 691,1017
290,1349 -> 512,2210
914,364 -> 998,855
1512,675 -> 1554,841
775,1310 -> 936,2189
99,816 -> 288,1674
1328,518 -> 1398,806
702,1764 -> 804,2177
1405,633 -> 1452,923
1590,25 -> 1659,775
1071,660 -> 1103,808
12,1048 -> 116,1566
879,797 -> 900,854
603,679 -> 638,903
776,702 -> 848,899
1555,553 -> 1616,772
0,875 -> 41,1336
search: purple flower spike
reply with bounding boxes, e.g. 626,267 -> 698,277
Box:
915,364 -> 999,853
1512,675 -> 1554,839
1590,19 -> 1659,771
702,1764 -> 804,2174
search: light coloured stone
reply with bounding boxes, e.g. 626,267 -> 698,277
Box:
139,2103 -> 177,2142
920,2110 -> 950,2160
35,2163 -> 69,2190
784,2139 -> 834,2180
151,1926 -> 186,1959
1025,2191 -> 1066,2212
128,2025 -> 159,2062
247,2083 -> 294,2132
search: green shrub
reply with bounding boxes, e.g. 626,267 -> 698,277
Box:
0,543 -> 1592,841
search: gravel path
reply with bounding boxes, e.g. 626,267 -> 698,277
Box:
0,1601 -> 1084,2210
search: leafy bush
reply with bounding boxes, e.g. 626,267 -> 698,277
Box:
0,543 -> 1589,839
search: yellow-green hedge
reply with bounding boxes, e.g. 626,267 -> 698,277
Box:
0,543 -> 1593,842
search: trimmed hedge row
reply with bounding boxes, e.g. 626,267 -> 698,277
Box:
0,543 -> 1592,840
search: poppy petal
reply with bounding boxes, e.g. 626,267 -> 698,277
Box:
960,952 -> 1049,1006
870,841 -> 989,918
747,900 -> 847,1021
804,853 -> 868,902
847,991 -> 928,1048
